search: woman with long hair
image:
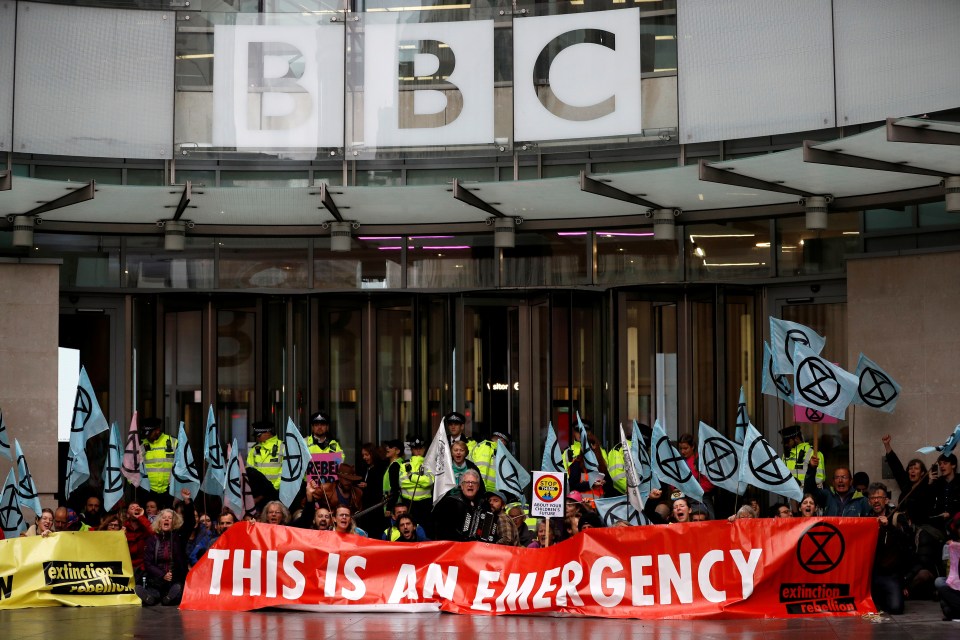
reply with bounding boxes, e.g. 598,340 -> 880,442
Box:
138,490 -> 194,607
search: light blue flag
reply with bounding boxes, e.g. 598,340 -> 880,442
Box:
224,439 -> 255,519
576,412 -> 604,486
619,424 -> 645,513
632,420 -> 659,494
0,409 -> 11,461
650,419 -> 703,502
138,457 -> 152,493
918,424 -> 960,456
66,366 -> 111,498
697,421 -> 744,496
170,422 -> 201,500
200,405 -> 227,495
762,340 -> 794,405
792,342 -> 858,420
495,442 -> 531,501
280,417 -> 310,508
14,439 -> 42,516
102,423 -> 125,513
734,387 -> 749,445
1,469 -> 26,538
541,422 -> 563,473
770,317 -> 826,375
852,353 -> 901,413
594,495 -> 648,527
739,423 -> 802,502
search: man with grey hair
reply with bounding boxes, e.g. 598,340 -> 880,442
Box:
432,469 -> 496,542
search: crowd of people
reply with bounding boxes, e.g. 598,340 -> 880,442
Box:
25,410 -> 960,620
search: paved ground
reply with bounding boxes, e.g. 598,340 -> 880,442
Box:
0,599 -> 953,639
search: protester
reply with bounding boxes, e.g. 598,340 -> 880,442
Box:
382,501 -> 427,541
869,482 -> 909,615
381,438 -> 405,512
690,509 -> 709,522
22,508 -> 55,537
730,505 -> 757,520
451,440 -> 480,488
123,502 -> 154,580
799,494 -> 820,517
259,500 -> 291,525
671,496 -> 692,523
929,453 -> 960,537
803,458 -> 870,517
144,500 -> 160,523
97,514 -> 123,531
394,514 -> 426,543
528,520 -> 549,548
356,442 -> 387,535
881,434 -> 931,524
772,503 -> 794,518
333,505 -> 367,537
138,489 -> 195,607
54,507 -> 81,531
189,509 -> 237,565
80,495 -> 104,529
319,463 -> 364,513
936,516 -> 960,621
568,433 -> 615,505
487,490 -> 519,546
433,469 -> 489,542
509,505 -> 535,546
677,433 -> 716,500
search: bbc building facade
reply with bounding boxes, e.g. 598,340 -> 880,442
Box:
0,0 -> 958,506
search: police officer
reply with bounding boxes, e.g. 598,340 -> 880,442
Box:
307,411 -> 342,455
247,421 -> 283,501
399,435 -> 434,535
445,411 -> 475,454
141,417 -> 176,508
470,431 -> 510,493
781,425 -> 825,487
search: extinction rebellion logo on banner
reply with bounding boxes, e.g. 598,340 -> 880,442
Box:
42,561 -> 133,595
780,522 -> 855,614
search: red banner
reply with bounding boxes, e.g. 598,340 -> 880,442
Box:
181,518 -> 877,619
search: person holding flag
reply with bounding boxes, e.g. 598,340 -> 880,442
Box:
141,417 -> 177,509
568,432 -> 614,506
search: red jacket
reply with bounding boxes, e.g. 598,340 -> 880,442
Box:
124,515 -> 154,570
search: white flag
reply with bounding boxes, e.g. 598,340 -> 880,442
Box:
770,317 -> 825,375
792,342 -> 858,420
423,418 -> 457,505
619,423 -> 645,513
697,421 -> 744,495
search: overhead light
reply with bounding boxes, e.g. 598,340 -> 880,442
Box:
327,220 -> 358,252
11,215 -> 35,248
163,220 -> 187,251
648,208 -> 680,240
489,217 -> 520,249
804,195 -> 831,230
946,176 -> 960,213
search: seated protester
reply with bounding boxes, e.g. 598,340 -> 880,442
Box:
259,500 -> 291,526
487,490 -> 519,546
185,511 -> 211,563
319,464 -> 364,514
528,520 -> 548,548
578,510 -> 603,532
563,515 -> 580,538
333,505 -> 368,537
189,510 -> 237,566
22,508 -> 56,537
690,509 -> 709,522
671,495 -> 692,523
509,505 -> 535,547
799,493 -> 820,518
97,514 -> 123,531
144,500 -> 160,524
869,482 -> 910,615
451,440 -> 481,488
928,453 -> 960,538
567,433 -> 616,506
936,515 -> 960,620
291,480 -> 335,529
80,495 -> 104,530
729,505 -> 757,520
395,514 -> 427,543
433,469 -> 490,542
54,507 -> 82,531
312,507 -> 333,531
382,501 -> 427,541
803,458 -> 871,517
123,503 -> 154,580
853,471 -> 870,496
138,489 -> 195,607
881,434 -> 931,525
771,503 -> 794,518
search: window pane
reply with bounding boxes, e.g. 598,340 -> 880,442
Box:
864,207 -> 911,231
407,234 -> 496,289
502,231 -> 589,287
597,229 -> 681,284
218,238 -> 309,289
776,212 -> 858,277
34,233 -> 121,288
315,235 -> 404,290
126,236 -> 215,289
686,221 -> 770,280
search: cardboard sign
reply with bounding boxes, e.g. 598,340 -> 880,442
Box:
531,471 -> 565,518
307,452 -> 343,485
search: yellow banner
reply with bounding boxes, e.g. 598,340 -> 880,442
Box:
0,531 -> 140,609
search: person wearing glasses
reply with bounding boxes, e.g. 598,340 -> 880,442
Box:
803,457 -> 870,517
868,482 -> 909,615
432,469 -> 492,542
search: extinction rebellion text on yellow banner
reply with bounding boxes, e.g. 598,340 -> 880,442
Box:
0,531 -> 140,609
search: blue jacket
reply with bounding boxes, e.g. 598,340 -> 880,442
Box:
804,472 -> 871,517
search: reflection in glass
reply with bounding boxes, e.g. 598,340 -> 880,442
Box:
316,236 -> 403,289
597,230 -> 681,285
219,238 -> 309,289
34,233 -> 121,288
776,212 -> 858,276
502,231 -> 588,287
686,222 -> 770,281
126,237 -> 215,289
407,234 -> 495,289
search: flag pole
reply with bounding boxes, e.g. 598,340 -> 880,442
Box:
545,516 -> 550,548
